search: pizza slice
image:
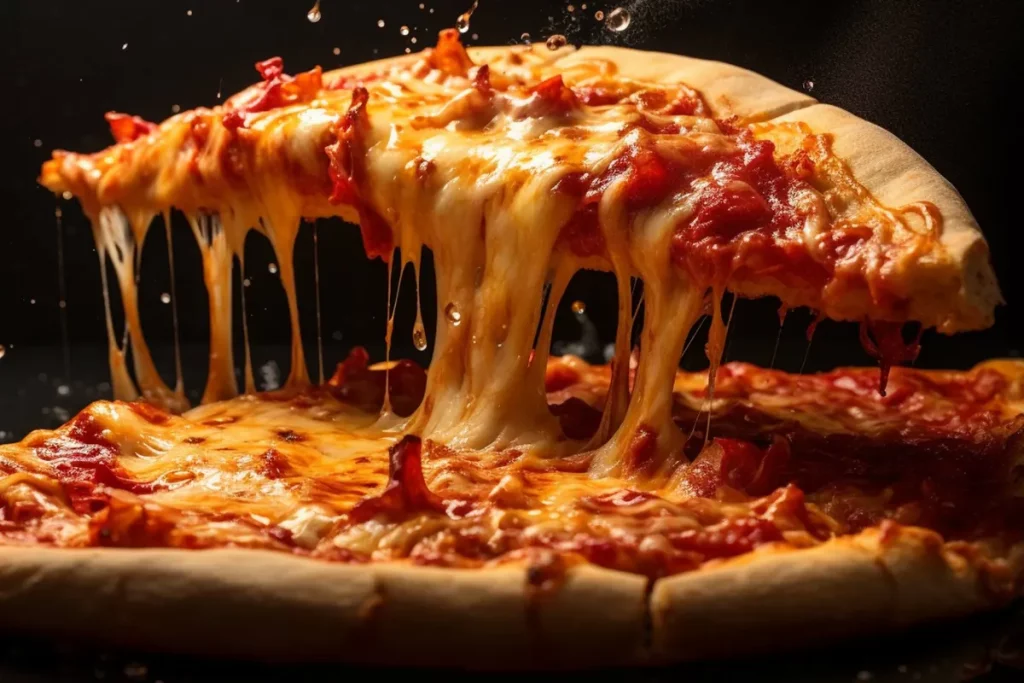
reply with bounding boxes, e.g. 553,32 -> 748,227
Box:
0,31 -> 1016,668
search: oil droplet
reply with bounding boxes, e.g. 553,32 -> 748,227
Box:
567,4 -> 575,12
546,34 -> 567,50
307,1 -> 322,23
0,344 -> 6,359
605,7 -> 630,31
61,190 -> 73,200
520,32 -> 531,44
400,25 -> 410,36
404,47 -> 412,53
58,300 -> 67,309
57,384 -> 70,396
268,262 -> 279,274
160,292 -> 171,304
571,300 -> 586,315
471,32 -> 479,40
30,298 -> 36,304
243,277 -> 252,287
186,9 -> 193,16
122,43 -> 128,50
419,2 -> 425,8
410,36 -> 418,44
377,19 -> 385,28
594,10 -> 604,20
444,302 -> 462,325
803,79 -> 815,92
333,46 -> 341,55
456,0 -> 478,33
412,324 -> 428,351
33,139 -> 42,148
581,3 -> 587,8
171,103 -> 181,113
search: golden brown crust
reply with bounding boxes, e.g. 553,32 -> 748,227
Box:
649,527 -> 1020,662
769,104 -> 1001,332
2,528 -> 1019,667
0,547 -> 647,669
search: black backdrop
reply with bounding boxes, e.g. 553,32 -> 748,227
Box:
1,0 -> 1022,440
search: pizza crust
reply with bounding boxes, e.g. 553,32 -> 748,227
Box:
0,547 -> 646,669
649,526 -> 1018,662
1,527 -> 1016,667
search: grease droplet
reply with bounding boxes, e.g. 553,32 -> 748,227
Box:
605,7 -> 630,31
456,0 -> 478,33
400,25 -> 410,36
594,10 -> 604,20
268,263 -> 279,274
61,191 -> 73,200
520,32 -> 531,44
412,324 -> 428,351
333,47 -> 341,55
571,300 -> 586,315
444,302 -> 462,325
377,19 -> 385,28
306,1 -> 321,23
546,34 -> 567,50
803,79 -> 815,92
160,292 -> 171,304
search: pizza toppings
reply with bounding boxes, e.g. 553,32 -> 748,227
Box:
21,31 -> 1014,586
104,112 -> 158,143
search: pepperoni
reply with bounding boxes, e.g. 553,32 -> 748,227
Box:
549,397 -> 602,440
227,57 -> 323,121
327,347 -> 427,416
104,112 -> 158,143
424,29 -> 475,77
347,436 -> 471,523
325,87 -> 395,261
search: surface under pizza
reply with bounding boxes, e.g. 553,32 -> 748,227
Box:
2,31 -> 1019,667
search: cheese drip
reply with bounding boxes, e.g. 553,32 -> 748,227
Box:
70,52 -> 773,481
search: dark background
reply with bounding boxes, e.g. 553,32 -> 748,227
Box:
1,3 -> 1023,680
1,0 -> 1022,443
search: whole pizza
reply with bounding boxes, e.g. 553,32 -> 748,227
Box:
1,30 -> 1019,668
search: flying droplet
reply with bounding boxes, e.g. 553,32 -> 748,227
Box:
57,384 -> 70,396
571,300 -> 586,315
419,2 -> 425,8
412,324 -> 428,351
803,79 -> 815,92
0,344 -> 6,359
546,34 -> 567,50
520,32 -> 531,44
186,9 -> 193,16
33,139 -> 42,148
471,32 -> 479,40
404,47 -> 412,54
268,262 -> 279,274
243,277 -> 251,287
594,10 -> 605,20
567,4 -> 575,12
377,19 -> 385,28
410,36 -> 418,44
307,1 -> 321,22
58,300 -> 67,309
444,302 -> 462,325
605,7 -> 630,31
581,3 -> 587,9
160,292 -> 171,304
171,103 -> 181,113
456,0 -> 478,33
122,43 -> 128,51
29,298 -> 36,304
61,191 -> 73,200
333,47 -> 341,55
400,25 -> 410,36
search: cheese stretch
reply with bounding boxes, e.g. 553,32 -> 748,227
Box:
38,33 -> 966,481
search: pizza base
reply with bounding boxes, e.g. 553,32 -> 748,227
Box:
1,526 -> 1015,668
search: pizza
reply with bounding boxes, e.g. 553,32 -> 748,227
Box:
2,30 -> 1019,667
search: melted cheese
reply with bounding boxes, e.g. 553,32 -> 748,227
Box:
36,36 -> 966,488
